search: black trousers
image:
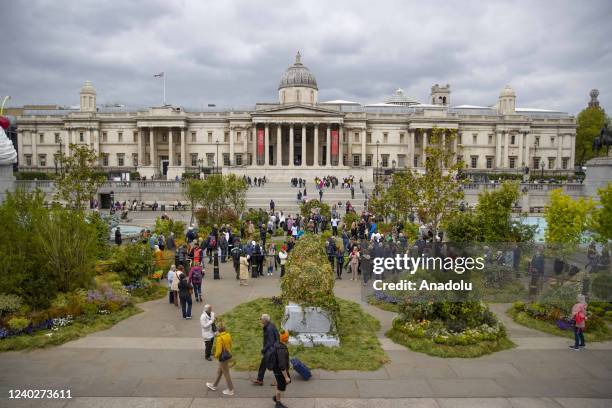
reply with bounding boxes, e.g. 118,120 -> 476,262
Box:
257,355 -> 267,381
204,339 -> 213,358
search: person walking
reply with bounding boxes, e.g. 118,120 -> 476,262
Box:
278,246 -> 288,277
252,314 -> 279,386
239,253 -> 250,286
206,323 -> 235,396
231,240 -> 242,280
178,273 -> 193,319
200,304 -> 216,361
272,330 -> 292,408
189,262 -> 204,303
569,294 -> 588,350
349,247 -> 360,281
335,246 -> 344,280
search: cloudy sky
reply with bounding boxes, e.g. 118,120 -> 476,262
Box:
2,0 -> 611,114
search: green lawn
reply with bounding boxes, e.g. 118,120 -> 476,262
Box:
386,327 -> 515,358
220,297 -> 389,371
507,307 -> 612,342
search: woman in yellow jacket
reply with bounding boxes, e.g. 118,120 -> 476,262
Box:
206,323 -> 235,396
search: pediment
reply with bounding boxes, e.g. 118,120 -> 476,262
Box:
252,104 -> 342,117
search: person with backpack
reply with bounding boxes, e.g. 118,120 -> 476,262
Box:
189,263 -> 204,303
569,294 -> 588,350
207,234 -> 217,264
231,239 -> 242,280
252,313 -> 279,386
271,330 -> 291,408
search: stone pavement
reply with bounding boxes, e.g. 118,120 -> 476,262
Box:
1,262 -> 611,407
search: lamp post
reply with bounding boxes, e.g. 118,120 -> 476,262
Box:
197,158 -> 204,179
540,159 -> 545,179
58,136 -> 63,175
215,139 -> 219,174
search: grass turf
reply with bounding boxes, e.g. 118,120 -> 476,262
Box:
386,327 -> 515,358
220,297 -> 389,371
507,307 -> 612,342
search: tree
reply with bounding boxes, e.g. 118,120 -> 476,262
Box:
545,189 -> 594,245
369,170 -> 419,222
591,183 -> 612,243
575,106 -> 608,165
415,128 -> 465,239
183,178 -> 206,224
184,174 -> 248,227
55,144 -> 106,210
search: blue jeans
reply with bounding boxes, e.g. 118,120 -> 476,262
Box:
193,283 -> 202,300
180,296 -> 192,318
574,326 -> 585,347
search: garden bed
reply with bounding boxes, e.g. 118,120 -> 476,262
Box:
220,297 -> 388,371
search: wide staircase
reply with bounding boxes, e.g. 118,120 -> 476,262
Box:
246,181 -> 374,214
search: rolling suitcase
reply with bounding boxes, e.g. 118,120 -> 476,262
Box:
290,358 -> 312,381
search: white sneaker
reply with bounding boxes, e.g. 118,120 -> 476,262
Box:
206,382 -> 217,391
222,389 -> 235,396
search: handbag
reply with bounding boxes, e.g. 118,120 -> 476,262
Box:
220,348 -> 232,362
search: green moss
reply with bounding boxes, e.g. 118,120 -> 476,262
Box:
220,297 -> 388,371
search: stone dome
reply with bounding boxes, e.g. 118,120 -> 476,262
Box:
278,52 -> 318,90
500,85 -> 515,97
384,88 -> 420,106
80,80 -> 96,95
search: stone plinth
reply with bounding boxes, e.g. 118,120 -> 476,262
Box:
282,302 -> 339,348
0,165 -> 15,204
584,156 -> 612,198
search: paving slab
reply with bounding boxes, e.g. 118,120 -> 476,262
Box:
356,379 -> 433,398
436,398 -> 513,408
315,398 -> 439,408
447,361 -> 522,379
554,399 -> 612,408
427,379 -> 507,398
64,397 -> 192,408
507,398 -> 564,408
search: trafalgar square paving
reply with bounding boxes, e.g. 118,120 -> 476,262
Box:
1,260 -> 611,408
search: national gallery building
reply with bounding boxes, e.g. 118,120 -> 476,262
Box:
14,53 -> 576,181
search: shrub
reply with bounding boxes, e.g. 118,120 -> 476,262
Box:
7,317 -> 30,332
153,218 -> 186,238
15,171 -> 53,180
281,234 -> 338,319
0,294 -> 22,318
110,243 -> 155,284
591,273 -> 612,301
537,284 -> 580,316
300,200 -> 331,219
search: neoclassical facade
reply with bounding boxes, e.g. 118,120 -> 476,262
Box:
15,53 -> 576,181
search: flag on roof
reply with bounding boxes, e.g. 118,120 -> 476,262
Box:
154,72 -> 164,77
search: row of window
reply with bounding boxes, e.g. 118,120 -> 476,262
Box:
465,155 -> 571,170
458,133 -> 559,147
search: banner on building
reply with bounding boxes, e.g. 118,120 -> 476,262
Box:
331,129 -> 339,157
257,128 -> 264,161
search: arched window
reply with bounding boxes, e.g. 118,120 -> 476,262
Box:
296,89 -> 301,102
442,96 -> 447,104
310,90 -> 314,103
281,91 -> 285,103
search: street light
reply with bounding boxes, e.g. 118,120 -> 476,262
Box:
197,158 -> 204,178
540,159 -> 545,179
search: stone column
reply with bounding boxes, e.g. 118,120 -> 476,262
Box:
524,132 -> 531,169
504,132 -> 510,168
313,124 -> 319,166
517,132 -> 524,167
347,127 -> 352,167
32,130 -> 38,165
93,129 -> 100,154
556,133 -> 562,169
277,124 -> 282,167
149,127 -> 155,167
252,124 -> 258,165
570,133 -> 575,169
289,124 -> 295,166
264,123 -> 269,166
326,124 -> 331,167
168,128 -> 174,166
229,127 -> 235,166
338,126 -> 343,166
496,131 -> 502,168
361,128 -> 366,167
137,129 -> 143,166
409,129 -> 415,168
422,129 -> 428,167
65,129 -> 71,156
243,127 -> 248,161
180,128 -> 186,168
301,124 -> 306,166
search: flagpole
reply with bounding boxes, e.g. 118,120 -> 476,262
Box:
163,74 -> 166,105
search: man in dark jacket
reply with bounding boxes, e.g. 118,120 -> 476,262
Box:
230,239 -> 242,280
252,313 -> 279,386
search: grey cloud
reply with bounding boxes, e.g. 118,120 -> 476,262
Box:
1,0 -> 611,114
